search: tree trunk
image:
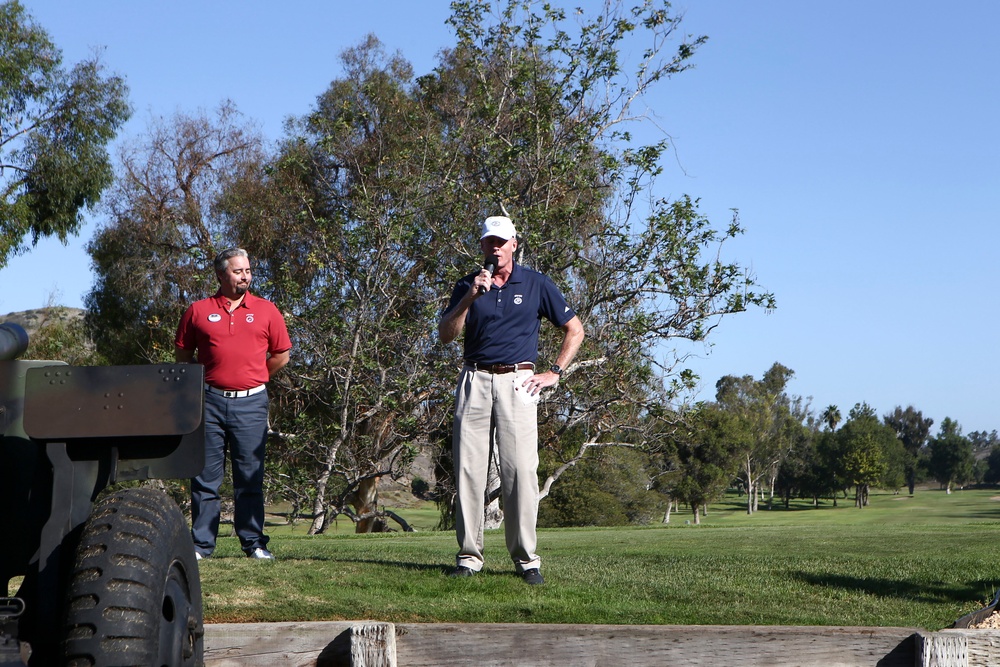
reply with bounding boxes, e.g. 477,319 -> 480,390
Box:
308,439 -> 342,534
309,330 -> 361,534
692,503 -> 700,525
855,484 -> 869,509
384,509 -> 415,532
662,499 -> 672,524
321,503 -> 339,533
352,476 -> 381,533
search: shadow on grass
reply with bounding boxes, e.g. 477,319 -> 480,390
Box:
273,554 -> 454,573
303,556 -> 534,580
793,572 -> 997,605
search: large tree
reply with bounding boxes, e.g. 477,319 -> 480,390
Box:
837,403 -> 905,508
440,0 -> 773,523
659,404 -> 742,523
984,444 -> 1000,486
927,417 -> 974,494
714,363 -> 797,514
85,0 -> 774,532
777,429 -> 843,508
85,103 -> 267,364
883,405 -> 933,495
0,0 -> 129,267
815,429 -> 850,507
232,0 -> 773,531
221,36 -> 459,533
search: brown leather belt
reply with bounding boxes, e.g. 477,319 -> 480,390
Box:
466,362 -> 534,374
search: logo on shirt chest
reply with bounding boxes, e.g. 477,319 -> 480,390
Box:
207,312 -> 256,323
514,294 -> 523,305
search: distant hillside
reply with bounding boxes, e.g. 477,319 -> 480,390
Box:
1,307 -> 86,336
1,307 -> 93,363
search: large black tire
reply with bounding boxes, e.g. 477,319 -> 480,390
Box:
61,486 -> 204,667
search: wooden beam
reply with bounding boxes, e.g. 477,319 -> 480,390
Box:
393,623 -> 916,667
205,622 -> 919,666
204,621 -> 395,667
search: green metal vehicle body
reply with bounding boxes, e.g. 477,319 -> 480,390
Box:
0,322 -> 205,666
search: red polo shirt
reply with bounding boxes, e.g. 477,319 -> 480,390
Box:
175,291 -> 292,390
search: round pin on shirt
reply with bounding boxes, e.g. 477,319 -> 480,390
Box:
208,313 -> 222,322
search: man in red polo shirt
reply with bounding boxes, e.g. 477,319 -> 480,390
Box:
175,248 -> 291,560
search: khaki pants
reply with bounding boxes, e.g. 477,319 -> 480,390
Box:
453,366 -> 541,572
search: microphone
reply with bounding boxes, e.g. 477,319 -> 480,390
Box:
479,254 -> 499,294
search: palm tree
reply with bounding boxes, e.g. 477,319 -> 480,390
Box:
821,405 -> 842,432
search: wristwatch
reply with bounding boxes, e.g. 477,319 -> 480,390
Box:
550,364 -> 563,376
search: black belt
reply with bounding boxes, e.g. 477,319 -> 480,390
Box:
465,362 -> 534,374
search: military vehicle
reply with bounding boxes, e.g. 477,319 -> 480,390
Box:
0,322 -> 205,666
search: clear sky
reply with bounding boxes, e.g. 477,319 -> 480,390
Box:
5,1 -> 999,436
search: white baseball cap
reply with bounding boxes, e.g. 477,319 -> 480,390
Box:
480,215 -> 517,241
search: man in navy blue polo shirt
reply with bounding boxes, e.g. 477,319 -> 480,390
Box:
439,215 -> 584,585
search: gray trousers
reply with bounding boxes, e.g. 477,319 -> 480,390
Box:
453,366 -> 541,573
191,390 -> 270,555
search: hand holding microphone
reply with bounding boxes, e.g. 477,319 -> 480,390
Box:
478,254 -> 500,294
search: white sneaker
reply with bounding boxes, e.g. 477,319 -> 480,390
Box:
195,552 -> 203,561
247,547 -> 274,560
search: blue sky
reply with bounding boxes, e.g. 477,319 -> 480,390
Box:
5,1 -> 999,436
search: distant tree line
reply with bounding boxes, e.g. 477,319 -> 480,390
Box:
540,361 -> 996,527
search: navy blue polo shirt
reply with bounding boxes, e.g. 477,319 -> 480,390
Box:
444,262 -> 576,364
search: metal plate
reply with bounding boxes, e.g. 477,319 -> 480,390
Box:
23,364 -> 204,439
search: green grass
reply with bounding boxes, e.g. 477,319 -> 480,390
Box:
197,487 -> 1000,630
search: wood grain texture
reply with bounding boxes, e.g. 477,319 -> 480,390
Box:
204,622 -> 919,667
392,623 -> 917,667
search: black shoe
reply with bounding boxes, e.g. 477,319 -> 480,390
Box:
449,565 -> 475,577
521,568 -> 544,585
